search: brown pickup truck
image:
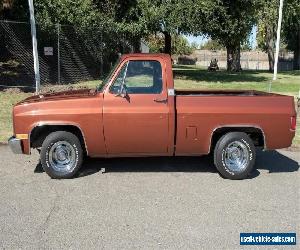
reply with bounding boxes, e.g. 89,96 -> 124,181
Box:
9,53 -> 297,179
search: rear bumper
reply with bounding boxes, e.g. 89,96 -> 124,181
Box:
8,136 -> 23,154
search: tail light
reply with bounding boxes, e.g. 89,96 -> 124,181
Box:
291,116 -> 297,131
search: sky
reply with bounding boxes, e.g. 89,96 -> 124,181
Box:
184,26 -> 258,49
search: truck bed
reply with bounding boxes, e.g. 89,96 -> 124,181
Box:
174,91 -> 295,155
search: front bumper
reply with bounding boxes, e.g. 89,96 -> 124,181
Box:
8,136 -> 23,154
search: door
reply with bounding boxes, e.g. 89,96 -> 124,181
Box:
103,59 -> 170,155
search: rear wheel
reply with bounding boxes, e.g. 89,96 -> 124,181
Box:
40,131 -> 83,179
214,132 -> 256,179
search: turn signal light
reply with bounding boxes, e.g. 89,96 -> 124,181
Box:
291,116 -> 297,131
16,134 -> 28,140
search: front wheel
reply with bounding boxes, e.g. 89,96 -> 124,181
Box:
40,131 -> 83,179
214,132 -> 256,180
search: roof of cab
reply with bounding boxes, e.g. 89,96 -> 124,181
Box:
121,53 -> 171,60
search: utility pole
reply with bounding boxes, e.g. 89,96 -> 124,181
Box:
57,23 -> 61,84
28,0 -> 40,93
273,0 -> 284,81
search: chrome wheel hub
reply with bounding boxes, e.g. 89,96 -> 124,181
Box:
49,141 -> 76,172
224,141 -> 249,172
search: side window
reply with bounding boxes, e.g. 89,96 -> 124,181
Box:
110,60 -> 163,94
110,64 -> 127,94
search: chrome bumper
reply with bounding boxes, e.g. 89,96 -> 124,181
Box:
8,136 -> 23,154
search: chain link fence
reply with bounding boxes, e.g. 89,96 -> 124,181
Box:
1,20 -> 295,90
0,20 -> 140,90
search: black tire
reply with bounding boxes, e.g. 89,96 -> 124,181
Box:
40,131 -> 83,179
214,132 -> 256,180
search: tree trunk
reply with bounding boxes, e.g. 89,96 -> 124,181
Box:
294,48 -> 300,70
163,31 -> 172,55
265,25 -> 275,72
226,44 -> 241,71
293,29 -> 300,70
267,48 -> 275,72
132,38 -> 141,53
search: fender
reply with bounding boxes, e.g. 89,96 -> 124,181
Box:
28,121 -> 88,155
208,124 -> 267,154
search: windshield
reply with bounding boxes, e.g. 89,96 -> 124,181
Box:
97,58 -> 121,92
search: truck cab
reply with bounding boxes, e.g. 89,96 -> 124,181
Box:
101,54 -> 175,156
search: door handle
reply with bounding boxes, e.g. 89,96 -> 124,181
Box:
153,98 -> 168,103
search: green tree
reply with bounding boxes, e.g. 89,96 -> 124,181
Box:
256,0 -> 279,71
200,39 -> 225,50
147,33 -> 196,55
0,0 -> 28,20
136,0 -> 179,55
256,0 -> 300,71
136,0 -> 208,55
92,0 -> 143,52
34,0 -> 101,29
190,0 -> 260,71
282,0 -> 300,70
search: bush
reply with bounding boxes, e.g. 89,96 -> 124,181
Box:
177,55 -> 197,65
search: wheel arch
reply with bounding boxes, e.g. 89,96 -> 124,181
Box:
209,125 -> 266,154
29,123 -> 88,155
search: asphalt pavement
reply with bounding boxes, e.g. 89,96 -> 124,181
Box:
0,145 -> 299,249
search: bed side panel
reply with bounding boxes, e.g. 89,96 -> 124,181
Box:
175,95 -> 296,155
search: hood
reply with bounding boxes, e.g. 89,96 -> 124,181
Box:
17,88 -> 97,105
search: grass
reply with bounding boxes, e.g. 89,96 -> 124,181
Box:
173,66 -> 300,94
0,66 -> 299,146
0,91 -> 31,142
